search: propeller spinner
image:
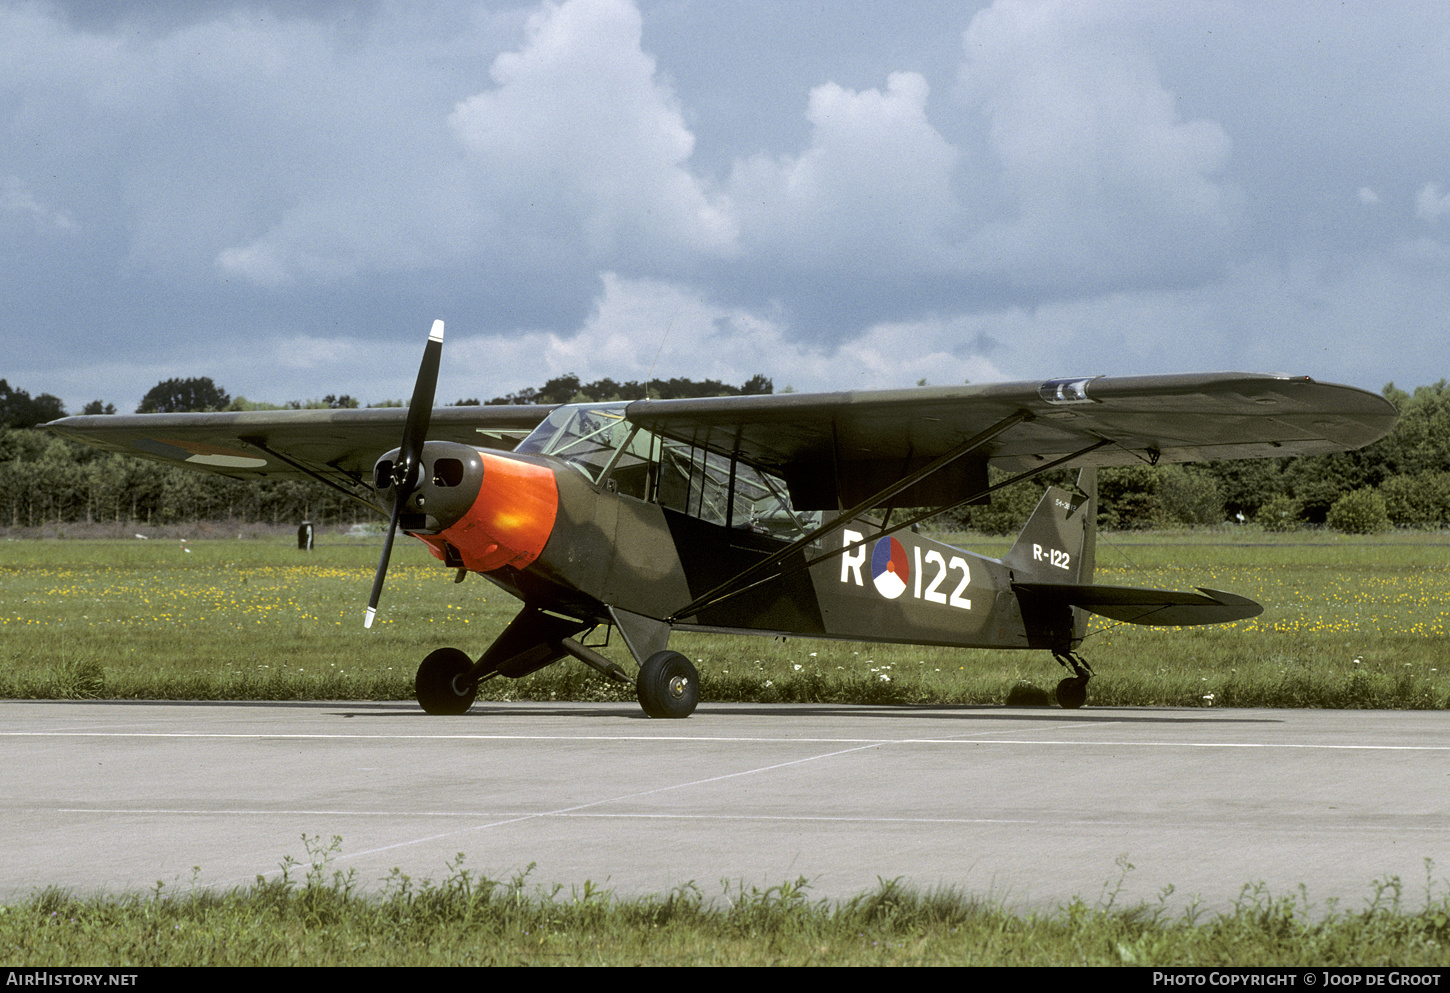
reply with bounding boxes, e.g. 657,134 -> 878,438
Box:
364,319 -> 445,628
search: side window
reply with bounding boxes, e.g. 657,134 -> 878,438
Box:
654,439 -> 729,525
646,435 -> 818,540
731,461 -> 821,539
601,426 -> 654,500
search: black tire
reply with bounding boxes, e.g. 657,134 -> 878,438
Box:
416,647 -> 478,715
637,650 -> 699,719
1055,675 -> 1089,710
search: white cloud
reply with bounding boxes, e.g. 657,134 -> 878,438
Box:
0,176 -> 76,233
269,334 -> 373,371
830,319 -> 1007,389
447,273 -> 793,396
448,0 -> 736,264
955,0 -> 1238,288
1415,183 -> 1450,222
727,71 -> 961,271
444,273 -> 1009,399
0,5 -> 495,288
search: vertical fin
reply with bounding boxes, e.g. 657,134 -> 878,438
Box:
1003,481 -> 1093,583
1004,472 -> 1097,653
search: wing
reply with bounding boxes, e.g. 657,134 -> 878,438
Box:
44,406 -> 551,494
622,372 -> 1398,509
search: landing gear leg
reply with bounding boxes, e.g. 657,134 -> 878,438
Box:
1052,651 -> 1093,710
636,650 -> 699,719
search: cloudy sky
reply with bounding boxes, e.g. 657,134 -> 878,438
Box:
5,0 -> 1449,412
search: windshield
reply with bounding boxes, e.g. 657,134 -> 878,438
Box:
514,403 -> 633,483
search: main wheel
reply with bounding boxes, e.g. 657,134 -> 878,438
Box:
1055,675 -> 1089,710
416,647 -> 478,715
637,650 -> 699,719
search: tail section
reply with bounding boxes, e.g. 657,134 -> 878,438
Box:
1007,466 -> 1260,649
1004,467 -> 1096,585
1001,466 -> 1260,709
1003,468 -> 1097,652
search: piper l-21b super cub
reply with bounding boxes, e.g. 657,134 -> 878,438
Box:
47,321 -> 1398,715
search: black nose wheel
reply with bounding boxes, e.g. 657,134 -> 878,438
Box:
636,650 -> 699,719
416,647 -> 479,715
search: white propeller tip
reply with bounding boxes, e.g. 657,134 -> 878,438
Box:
429,319 -> 444,342
364,606 -> 376,629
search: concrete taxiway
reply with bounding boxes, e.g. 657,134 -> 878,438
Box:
2,700 -> 1446,913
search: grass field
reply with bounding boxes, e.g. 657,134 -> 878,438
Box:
6,841 -> 1450,966
2,528 -> 1449,708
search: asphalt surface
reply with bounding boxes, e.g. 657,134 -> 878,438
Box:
3,699 -> 1447,914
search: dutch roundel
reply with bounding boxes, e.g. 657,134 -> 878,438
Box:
870,536 -> 910,599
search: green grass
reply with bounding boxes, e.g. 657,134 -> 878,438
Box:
2,529 -> 1448,708
5,838 -> 1449,965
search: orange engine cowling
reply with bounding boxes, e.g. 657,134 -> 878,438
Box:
372,442 -> 558,573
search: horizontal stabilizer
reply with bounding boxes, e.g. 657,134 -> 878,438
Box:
1013,583 -> 1262,627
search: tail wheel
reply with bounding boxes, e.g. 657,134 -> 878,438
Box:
637,650 -> 699,719
1051,650 -> 1093,709
416,647 -> 478,715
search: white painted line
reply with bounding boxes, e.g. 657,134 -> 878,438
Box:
331,740 -> 889,863
40,808 -> 1447,833
3,730 -> 1447,750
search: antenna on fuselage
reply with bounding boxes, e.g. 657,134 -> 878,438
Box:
643,316 -> 675,400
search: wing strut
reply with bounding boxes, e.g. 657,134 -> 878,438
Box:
667,409 -> 1030,622
238,436 -> 386,515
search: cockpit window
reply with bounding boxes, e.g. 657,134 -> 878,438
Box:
515,403 -> 633,483
516,402 -> 820,540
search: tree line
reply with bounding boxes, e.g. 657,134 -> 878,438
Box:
952,380 -> 1450,535
3,375 -> 1448,533
0,373 -> 774,529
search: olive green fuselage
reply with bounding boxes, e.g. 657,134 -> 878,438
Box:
472,452 -> 1093,660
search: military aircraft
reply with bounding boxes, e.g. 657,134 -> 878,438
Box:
47,321 -> 1398,715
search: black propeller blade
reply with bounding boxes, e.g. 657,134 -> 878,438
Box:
364,319 -> 444,629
